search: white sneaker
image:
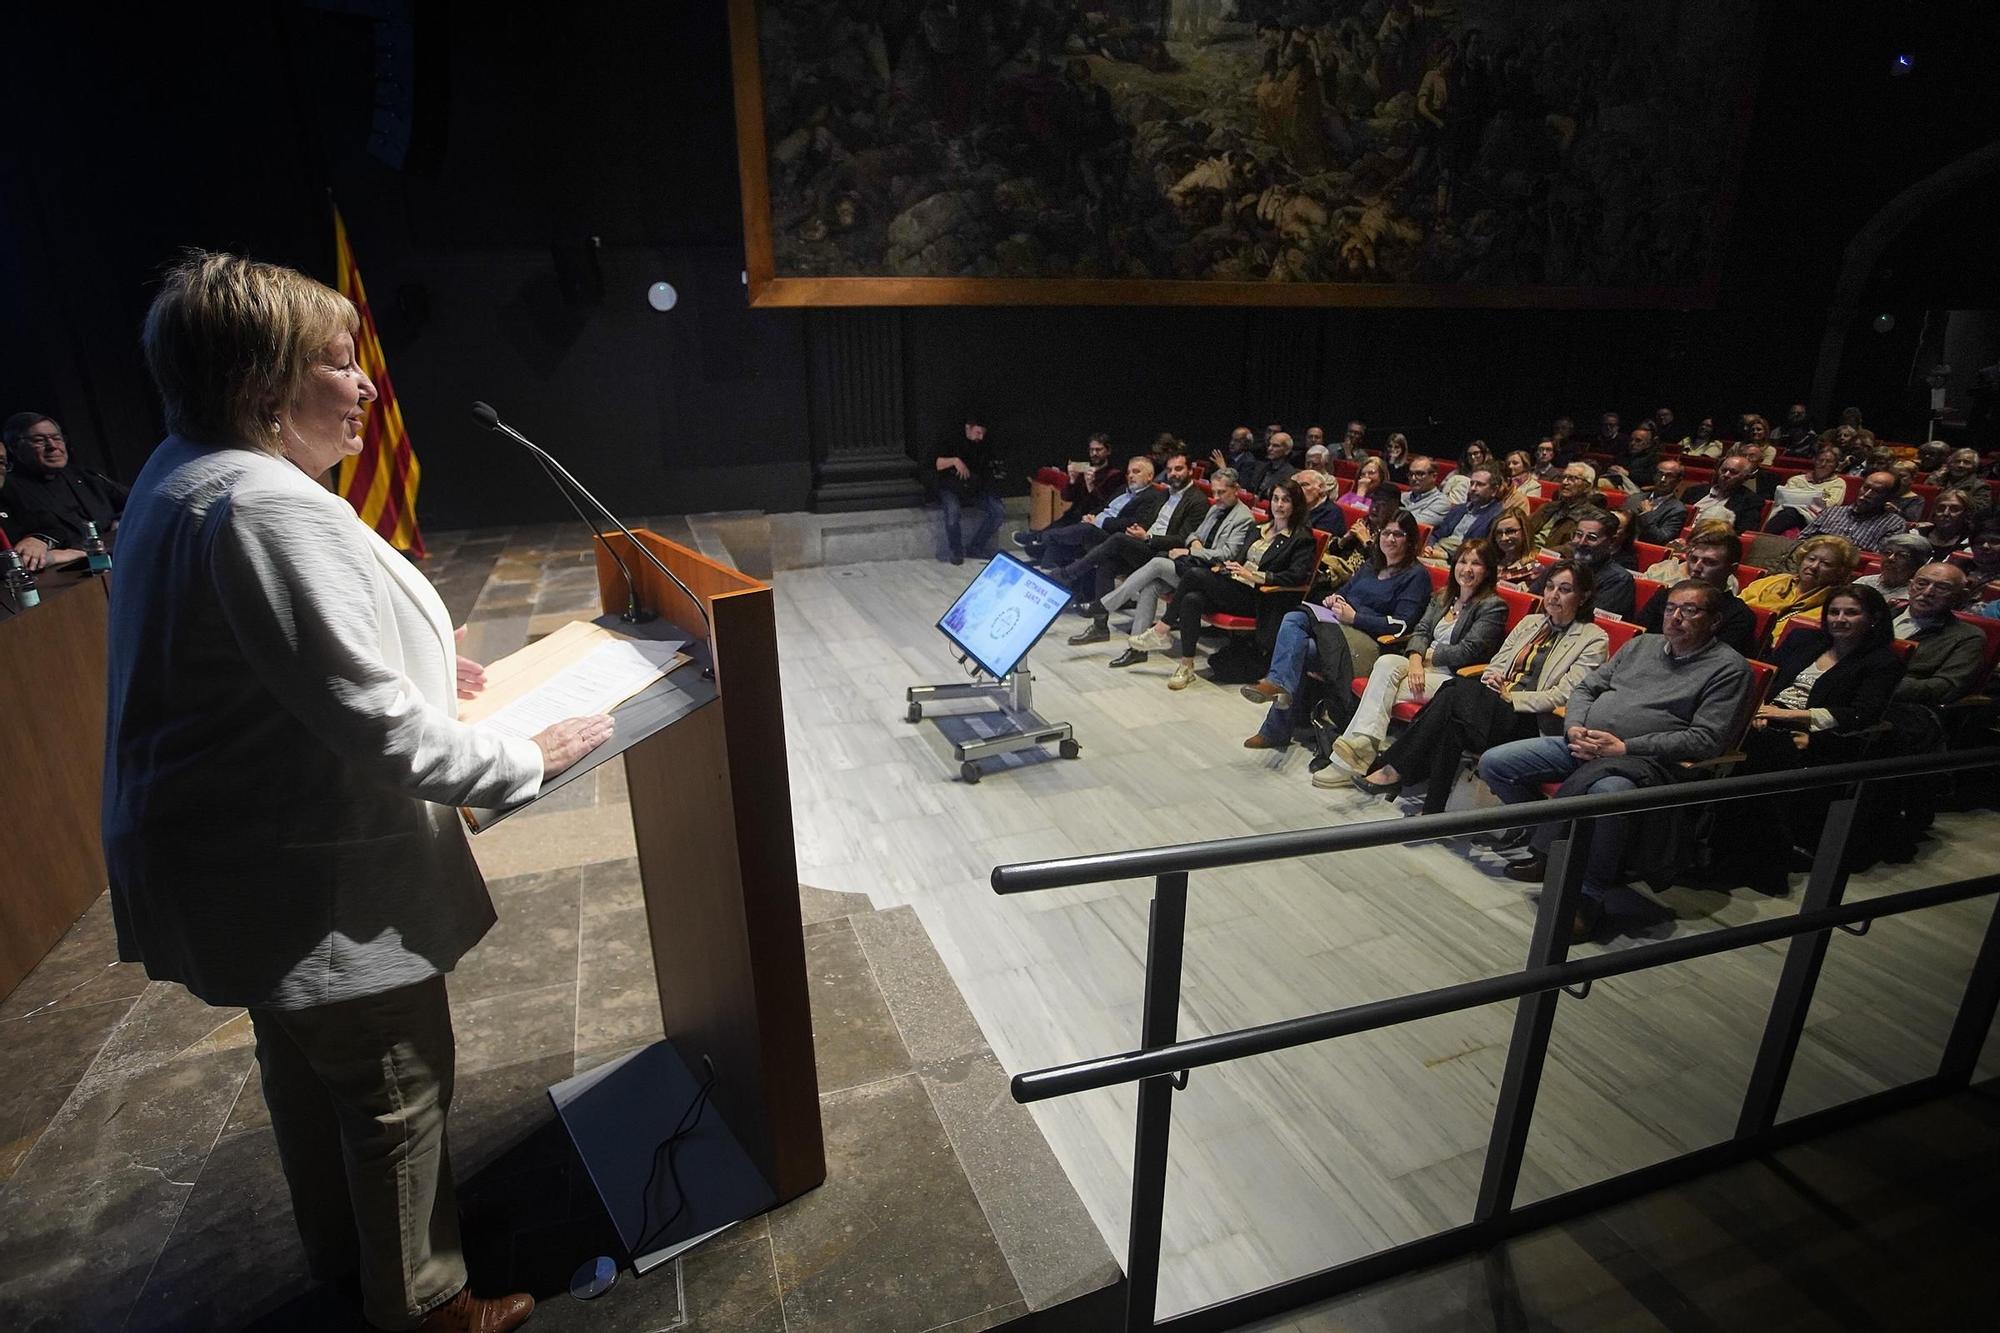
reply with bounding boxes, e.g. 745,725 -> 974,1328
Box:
1331,735 -> 1377,774
1129,626 -> 1175,652
1167,663 -> 1196,690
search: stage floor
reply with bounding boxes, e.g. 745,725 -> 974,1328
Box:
774,554 -> 2000,1322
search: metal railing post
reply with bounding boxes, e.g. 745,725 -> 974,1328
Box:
1125,871 -> 1189,1332
1939,894 -> 2000,1087
1736,786 -> 1864,1137
1474,816 -> 1594,1225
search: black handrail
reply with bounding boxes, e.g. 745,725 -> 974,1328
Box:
988,743 -> 2000,1332
1010,872 -> 1997,1104
990,747 -> 2000,894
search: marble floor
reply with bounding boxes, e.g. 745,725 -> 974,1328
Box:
768,552 -> 2000,1323
3,517 -> 1997,1333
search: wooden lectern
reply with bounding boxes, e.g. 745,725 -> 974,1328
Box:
587,529 -> 824,1204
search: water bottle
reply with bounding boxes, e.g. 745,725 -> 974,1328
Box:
2,549 -> 39,609
84,521 -> 112,575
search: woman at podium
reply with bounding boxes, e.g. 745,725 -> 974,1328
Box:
102,252 -> 610,1333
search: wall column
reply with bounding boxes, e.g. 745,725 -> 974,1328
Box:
805,309 -> 922,511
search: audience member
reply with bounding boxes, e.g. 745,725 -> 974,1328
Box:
1296,469 -> 1347,536
1962,514 -> 2000,593
1653,407 -> 1687,451
1818,406 -> 1876,454
1337,456 -> 1393,509
1731,585 -> 1905,890
1093,469 -> 1258,665
1236,511 -> 1428,747
1927,447 -> 1989,508
1034,431 -> 1119,528
1252,431 -> 1300,498
1400,455 -> 1452,526
1740,534 -> 1857,644
1603,422 -> 1659,489
1683,416 -> 1722,459
1621,456 -> 1689,545
1057,452 -> 1210,633
1892,563 -> 1985,705
1499,451 -> 1536,513
1790,468 -> 1908,552
1531,438 -> 1562,481
1336,420 -> 1369,461
1348,561 -> 1609,813
1021,455 -> 1161,567
1532,506 -> 1634,617
1634,527 -> 1757,653
1147,432 -> 1183,475
1854,532 -> 1932,608
1735,413 -> 1778,467
1129,479 -> 1319,690
1209,425 -> 1260,478
1314,539 -> 1506,771
1,412 -> 128,555
1920,488 -> 1977,559
1490,510 -> 1537,584
1776,402 -> 1819,456
1526,462 -> 1599,550
1425,466 -> 1506,557
1479,580 -> 1752,941
1762,446 -> 1847,534
1439,441 -> 1491,505
1683,450 -> 1765,532
1302,425 -> 1329,459
1887,461 -> 1927,523
1641,519 -> 1739,588
1549,417 -> 1577,463
1593,411 -> 1625,456
1303,440 -> 1332,473
1382,433 -> 1413,484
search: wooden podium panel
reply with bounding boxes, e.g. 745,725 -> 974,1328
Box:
595,531 -> 824,1201
0,577 -> 111,1000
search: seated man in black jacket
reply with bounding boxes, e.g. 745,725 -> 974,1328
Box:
2,412 -> 127,564
1682,450 -> 1765,532
1030,455 -> 1163,571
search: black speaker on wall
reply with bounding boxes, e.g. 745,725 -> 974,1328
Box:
552,233 -> 604,306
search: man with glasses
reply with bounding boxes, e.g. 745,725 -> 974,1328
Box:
1400,455 -> 1452,525
1892,564 -> 1987,705
2,412 -> 126,563
1527,461 -> 1600,550
1337,420 -> 1369,462
1790,468 -> 1910,552
1532,507 -> 1633,617
1479,580 -> 1751,942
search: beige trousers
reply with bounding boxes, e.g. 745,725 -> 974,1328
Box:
249,976 -> 466,1330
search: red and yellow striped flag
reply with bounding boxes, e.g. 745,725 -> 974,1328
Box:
332,207 -> 426,557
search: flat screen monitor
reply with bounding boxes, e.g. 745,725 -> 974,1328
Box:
935,555 -> 1072,680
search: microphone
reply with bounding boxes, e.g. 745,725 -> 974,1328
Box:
471,402 -> 715,676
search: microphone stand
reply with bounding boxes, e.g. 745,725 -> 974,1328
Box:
475,404 -> 715,679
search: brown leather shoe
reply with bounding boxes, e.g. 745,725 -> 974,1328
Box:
1243,734 -> 1276,749
413,1287 -> 535,1333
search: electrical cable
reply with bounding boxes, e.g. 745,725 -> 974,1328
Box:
630,1055 -> 718,1257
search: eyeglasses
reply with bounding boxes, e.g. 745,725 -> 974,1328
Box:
24,432 -> 64,447
1661,603 -> 1710,619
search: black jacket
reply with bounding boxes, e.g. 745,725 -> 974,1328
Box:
1237,525 -> 1320,589
1680,482 -> 1763,532
1142,486 -> 1210,551
4,465 -> 127,548
1638,586 -> 1758,655
1765,631 -> 1906,734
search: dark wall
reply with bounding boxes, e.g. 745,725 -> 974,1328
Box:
3,1 -> 1994,530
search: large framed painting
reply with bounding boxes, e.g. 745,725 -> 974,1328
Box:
730,1 -> 1767,308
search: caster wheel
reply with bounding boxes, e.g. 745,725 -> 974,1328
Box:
1059,739 -> 1082,760
960,761 -> 981,784
906,703 -> 923,723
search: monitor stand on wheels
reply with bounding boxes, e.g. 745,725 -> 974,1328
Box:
905,668 -> 1079,784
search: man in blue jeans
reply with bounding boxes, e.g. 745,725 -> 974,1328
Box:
1478,580 -> 1752,941
933,415 -> 1006,564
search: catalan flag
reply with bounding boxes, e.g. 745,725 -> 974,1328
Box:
332,207 -> 426,557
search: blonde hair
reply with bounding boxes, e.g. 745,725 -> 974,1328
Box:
1795,534 -> 1858,575
142,251 -> 358,454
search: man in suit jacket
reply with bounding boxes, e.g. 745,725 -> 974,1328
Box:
1893,564 -> 1988,705
1532,508 -> 1635,618
1683,451 -> 1766,532
1058,451 -> 1209,629
1424,465 -> 1505,556
1621,457 -> 1688,545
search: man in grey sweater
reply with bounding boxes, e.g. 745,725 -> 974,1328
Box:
1479,580 -> 1752,939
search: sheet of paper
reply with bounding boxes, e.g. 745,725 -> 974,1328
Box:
1304,600 -> 1341,624
475,637 -> 686,741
